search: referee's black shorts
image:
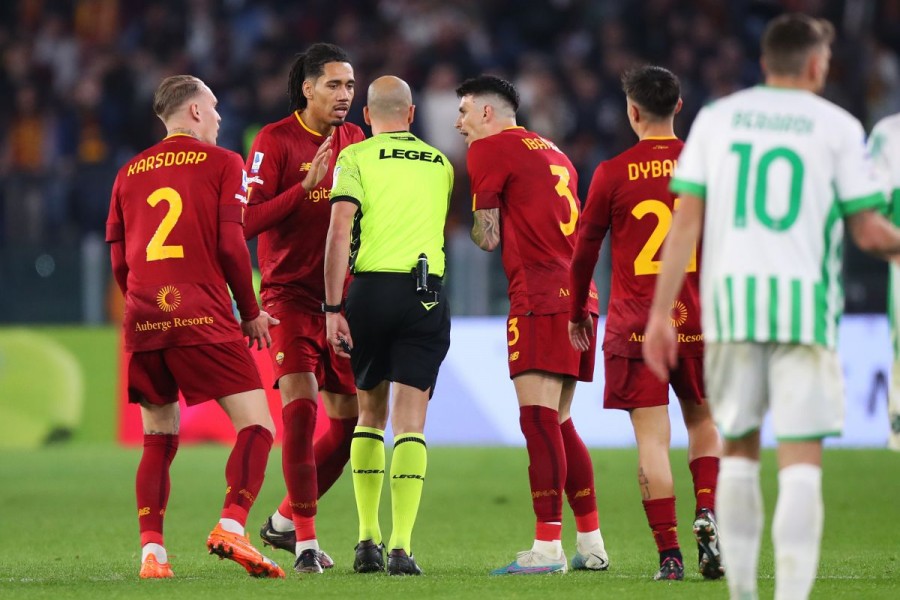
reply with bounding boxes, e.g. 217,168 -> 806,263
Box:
345,272 -> 451,393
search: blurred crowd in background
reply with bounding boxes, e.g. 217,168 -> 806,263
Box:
2,0 -> 899,321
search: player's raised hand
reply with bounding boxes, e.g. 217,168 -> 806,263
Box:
242,310 -> 280,350
642,311 -> 677,382
302,136 -> 334,192
568,317 -> 594,352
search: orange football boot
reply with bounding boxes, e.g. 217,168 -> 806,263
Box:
139,553 -> 174,579
206,524 -> 285,578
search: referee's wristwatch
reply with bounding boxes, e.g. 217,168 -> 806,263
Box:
321,301 -> 343,313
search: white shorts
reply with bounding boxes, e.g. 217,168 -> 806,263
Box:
704,342 -> 844,441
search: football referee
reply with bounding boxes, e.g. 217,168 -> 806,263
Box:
323,75 -> 452,577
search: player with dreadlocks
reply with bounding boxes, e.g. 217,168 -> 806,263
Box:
243,42 -> 365,574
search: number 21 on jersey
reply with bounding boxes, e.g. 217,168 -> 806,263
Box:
632,197 -> 697,276
146,187 -> 185,261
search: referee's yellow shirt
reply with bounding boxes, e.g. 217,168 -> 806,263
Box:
331,132 -> 453,276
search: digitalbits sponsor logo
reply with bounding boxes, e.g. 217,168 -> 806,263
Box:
156,285 -> 182,312
670,300 -> 688,327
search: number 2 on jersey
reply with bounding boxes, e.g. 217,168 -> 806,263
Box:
632,198 -> 697,276
146,187 -> 184,261
550,165 -> 579,236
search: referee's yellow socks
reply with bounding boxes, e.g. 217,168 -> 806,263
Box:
389,433 -> 427,554
351,426 -> 385,544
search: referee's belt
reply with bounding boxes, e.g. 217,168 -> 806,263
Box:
353,271 -> 443,288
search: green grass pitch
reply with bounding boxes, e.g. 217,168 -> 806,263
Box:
1,446 -> 898,599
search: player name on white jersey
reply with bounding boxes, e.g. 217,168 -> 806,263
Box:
672,86 -> 887,348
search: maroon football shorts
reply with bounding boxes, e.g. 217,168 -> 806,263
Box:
266,307 -> 356,395
128,340 -> 263,406
507,313 -> 596,381
603,353 -> 705,410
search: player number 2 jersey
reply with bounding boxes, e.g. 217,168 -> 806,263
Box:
467,127 -> 598,316
583,138 -> 702,358
106,135 -> 247,352
671,86 -> 887,348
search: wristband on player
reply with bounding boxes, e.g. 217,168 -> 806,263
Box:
321,302 -> 343,313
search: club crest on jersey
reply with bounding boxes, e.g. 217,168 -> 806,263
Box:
250,151 -> 264,174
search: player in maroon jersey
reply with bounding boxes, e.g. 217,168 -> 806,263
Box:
106,75 -> 283,579
568,66 -> 723,582
242,43 -> 365,574
456,75 -> 609,575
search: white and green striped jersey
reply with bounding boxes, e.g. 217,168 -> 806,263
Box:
869,113 -> 900,355
671,86 -> 887,348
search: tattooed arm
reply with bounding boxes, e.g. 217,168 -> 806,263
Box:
471,208 -> 500,251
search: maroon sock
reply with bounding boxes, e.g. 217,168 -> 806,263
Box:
560,418 -> 599,531
519,405 -> 566,538
221,425 -> 273,526
689,456 -> 719,515
315,416 -> 357,498
281,399 -> 318,536
643,497 -> 680,552
271,416 -> 353,527
136,434 -> 178,546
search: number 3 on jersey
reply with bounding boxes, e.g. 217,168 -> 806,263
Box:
146,187 -> 184,261
632,198 -> 697,276
508,318 -> 520,347
550,165 -> 579,236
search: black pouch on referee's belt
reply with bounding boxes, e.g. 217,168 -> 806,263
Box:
413,253 -> 429,294
413,253 -> 440,305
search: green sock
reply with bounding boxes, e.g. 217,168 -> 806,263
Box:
389,433 -> 427,554
351,426 -> 385,544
